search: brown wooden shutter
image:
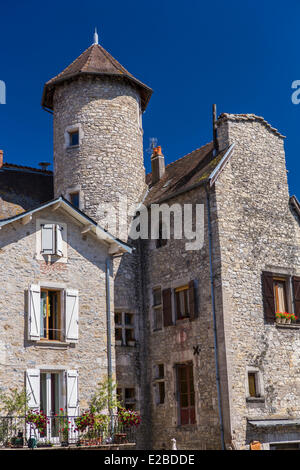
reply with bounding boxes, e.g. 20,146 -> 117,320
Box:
262,271 -> 275,322
292,276 -> 300,318
162,288 -> 173,327
189,280 -> 196,321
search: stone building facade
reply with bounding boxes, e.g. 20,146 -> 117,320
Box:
0,196 -> 130,440
0,36 -> 300,450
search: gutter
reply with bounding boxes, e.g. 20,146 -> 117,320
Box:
205,185 -> 225,450
106,257 -> 114,431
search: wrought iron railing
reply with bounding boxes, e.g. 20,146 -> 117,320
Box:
0,415 -> 137,448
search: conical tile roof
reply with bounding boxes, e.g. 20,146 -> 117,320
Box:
42,43 -> 152,111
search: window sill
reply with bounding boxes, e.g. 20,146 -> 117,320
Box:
275,323 -> 300,329
176,317 -> 190,324
246,397 -> 265,403
33,340 -> 72,348
66,145 -> 80,150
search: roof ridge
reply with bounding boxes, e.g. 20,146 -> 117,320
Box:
96,44 -> 128,75
217,113 -> 285,139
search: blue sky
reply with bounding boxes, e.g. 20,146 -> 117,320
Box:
0,0 -> 299,198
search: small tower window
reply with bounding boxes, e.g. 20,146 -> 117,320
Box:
69,130 -> 79,147
70,192 -> 80,208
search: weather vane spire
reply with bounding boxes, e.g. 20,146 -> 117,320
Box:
93,28 -> 99,45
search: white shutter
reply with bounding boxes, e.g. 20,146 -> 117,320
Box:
65,289 -> 79,342
41,224 -> 55,254
26,369 -> 40,409
66,370 -> 79,417
55,224 -> 64,257
28,284 -> 41,341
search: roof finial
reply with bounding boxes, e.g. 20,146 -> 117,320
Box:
93,28 -> 99,45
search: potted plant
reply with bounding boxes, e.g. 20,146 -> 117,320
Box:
26,409 -> 48,437
115,408 -> 141,443
57,408 -> 70,446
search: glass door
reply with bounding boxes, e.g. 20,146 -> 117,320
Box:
40,373 -> 61,442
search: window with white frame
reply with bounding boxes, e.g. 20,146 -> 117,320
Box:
115,312 -> 135,346
28,284 -> 79,343
26,369 -> 79,419
41,223 -> 63,256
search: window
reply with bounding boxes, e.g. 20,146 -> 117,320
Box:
176,363 -> 196,425
175,285 -> 189,320
246,368 -> 264,401
273,278 -> 288,313
41,223 -> 64,257
40,289 -> 61,341
69,130 -> 79,147
117,388 -> 136,410
262,272 -> 300,323
28,285 -> 79,343
26,369 -> 79,428
248,372 -> 259,398
69,192 -> 80,209
114,312 -> 135,346
152,288 -> 163,330
153,364 -> 165,405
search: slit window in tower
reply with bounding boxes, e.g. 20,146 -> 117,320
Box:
69,130 -> 79,147
70,192 -> 80,208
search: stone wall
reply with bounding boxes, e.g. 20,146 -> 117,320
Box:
52,74 -> 146,429
140,188 -> 222,450
214,116 -> 300,448
0,206 -> 114,409
53,76 -> 147,218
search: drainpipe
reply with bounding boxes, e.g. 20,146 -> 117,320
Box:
205,186 -> 225,450
106,257 -> 113,432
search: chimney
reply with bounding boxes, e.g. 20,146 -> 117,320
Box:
38,162 -> 51,171
151,146 -> 165,184
0,150 -> 3,169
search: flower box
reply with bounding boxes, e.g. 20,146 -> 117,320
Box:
276,312 -> 297,324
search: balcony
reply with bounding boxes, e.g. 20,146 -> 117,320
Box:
0,414 -> 137,449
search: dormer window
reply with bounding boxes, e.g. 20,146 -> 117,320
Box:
69,130 -> 79,147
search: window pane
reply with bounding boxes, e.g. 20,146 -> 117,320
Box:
70,192 -> 79,208
158,364 -> 164,379
153,288 -> 162,306
274,280 -> 287,312
115,313 -> 122,324
125,313 -> 133,325
125,328 -> 134,343
69,131 -> 79,146
159,382 -> 165,404
154,307 -> 163,330
248,373 -> 257,397
115,328 -> 122,341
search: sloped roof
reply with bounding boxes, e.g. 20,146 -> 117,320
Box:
0,196 -> 132,254
42,43 -> 152,111
0,164 -> 53,219
144,142 -> 229,205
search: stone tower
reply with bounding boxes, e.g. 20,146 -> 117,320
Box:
42,35 -> 152,222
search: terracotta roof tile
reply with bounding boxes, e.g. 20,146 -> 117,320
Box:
42,44 -> 152,111
144,142 -> 227,205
